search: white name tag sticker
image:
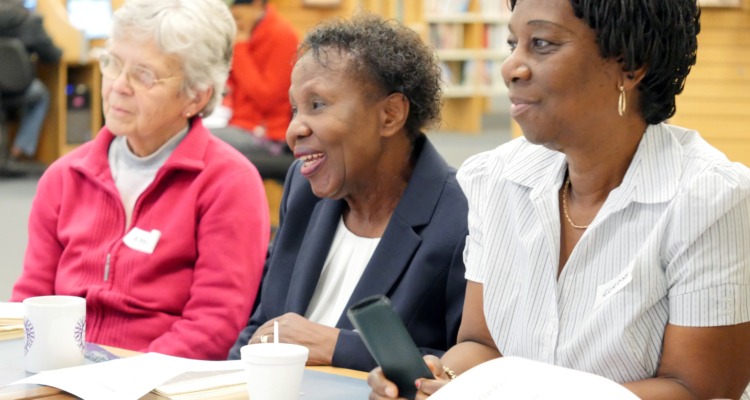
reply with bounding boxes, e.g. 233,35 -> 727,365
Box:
123,227 -> 161,254
593,265 -> 633,310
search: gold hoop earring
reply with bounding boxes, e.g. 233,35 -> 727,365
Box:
618,85 -> 626,117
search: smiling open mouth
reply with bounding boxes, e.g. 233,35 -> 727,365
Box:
300,153 -> 325,176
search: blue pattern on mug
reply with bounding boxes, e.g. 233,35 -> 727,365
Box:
24,318 -> 35,355
74,317 -> 86,353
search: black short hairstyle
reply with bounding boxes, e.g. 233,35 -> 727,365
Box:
509,0 -> 701,124
297,13 -> 443,141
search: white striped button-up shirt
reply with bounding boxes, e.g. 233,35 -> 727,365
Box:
458,123 -> 750,398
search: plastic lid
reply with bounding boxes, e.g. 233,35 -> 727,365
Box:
240,343 -> 309,366
23,296 -> 85,307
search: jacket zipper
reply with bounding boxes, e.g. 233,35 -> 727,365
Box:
103,253 -> 111,281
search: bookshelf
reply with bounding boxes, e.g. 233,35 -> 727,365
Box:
271,0 -> 511,133
32,0 -> 103,165
259,0 -> 513,236
423,0 -> 511,132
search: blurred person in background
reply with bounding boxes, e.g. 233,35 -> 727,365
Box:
212,0 -> 299,166
0,0 -> 61,172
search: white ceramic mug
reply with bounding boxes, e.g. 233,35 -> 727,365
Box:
23,295 -> 86,373
241,343 -> 309,400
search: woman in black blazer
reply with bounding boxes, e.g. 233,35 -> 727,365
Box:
228,13 -> 469,372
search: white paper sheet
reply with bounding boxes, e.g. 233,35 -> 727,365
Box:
3,352 -> 243,400
429,356 -> 640,400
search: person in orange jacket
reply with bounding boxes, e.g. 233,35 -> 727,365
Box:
212,0 -> 299,169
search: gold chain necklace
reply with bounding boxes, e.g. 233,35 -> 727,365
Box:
562,175 -> 589,230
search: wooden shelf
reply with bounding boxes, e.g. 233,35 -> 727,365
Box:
424,0 -> 511,132
443,85 -> 507,98
34,0 -> 103,164
424,13 -> 509,23
436,48 -> 509,60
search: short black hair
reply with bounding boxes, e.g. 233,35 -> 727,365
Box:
298,13 -> 443,141
509,0 -> 700,124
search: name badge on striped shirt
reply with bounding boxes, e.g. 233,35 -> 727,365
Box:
593,265 -> 633,310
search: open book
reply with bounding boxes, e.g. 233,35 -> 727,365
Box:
6,352 -> 246,400
429,356 -> 639,400
143,369 -> 246,400
0,302 -> 24,341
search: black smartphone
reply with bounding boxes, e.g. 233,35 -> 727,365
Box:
347,295 -> 434,400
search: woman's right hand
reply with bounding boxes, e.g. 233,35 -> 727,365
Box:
367,355 -> 451,400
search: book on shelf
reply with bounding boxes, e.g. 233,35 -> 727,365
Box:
462,60 -> 498,87
426,0 -> 511,17
439,60 -> 503,97
439,62 -> 457,86
479,0 -> 512,15
429,23 -> 464,50
462,60 -> 477,87
483,24 -> 510,52
424,0 -> 470,14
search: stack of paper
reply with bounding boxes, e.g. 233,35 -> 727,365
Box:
0,302 -> 24,341
144,369 -> 246,400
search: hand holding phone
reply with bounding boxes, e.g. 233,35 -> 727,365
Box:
347,295 -> 434,399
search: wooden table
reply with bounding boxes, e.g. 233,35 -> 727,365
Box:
0,339 -> 368,399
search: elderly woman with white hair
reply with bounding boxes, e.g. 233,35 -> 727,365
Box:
11,0 -> 270,360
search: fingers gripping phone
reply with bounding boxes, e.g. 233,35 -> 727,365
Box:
347,295 -> 434,399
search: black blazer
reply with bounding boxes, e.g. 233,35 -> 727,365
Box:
229,135 -> 468,371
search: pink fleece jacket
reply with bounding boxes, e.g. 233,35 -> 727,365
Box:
12,118 -> 270,360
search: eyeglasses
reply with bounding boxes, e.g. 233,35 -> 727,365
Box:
99,52 -> 178,90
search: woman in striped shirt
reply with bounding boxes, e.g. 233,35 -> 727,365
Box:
369,0 -> 750,398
